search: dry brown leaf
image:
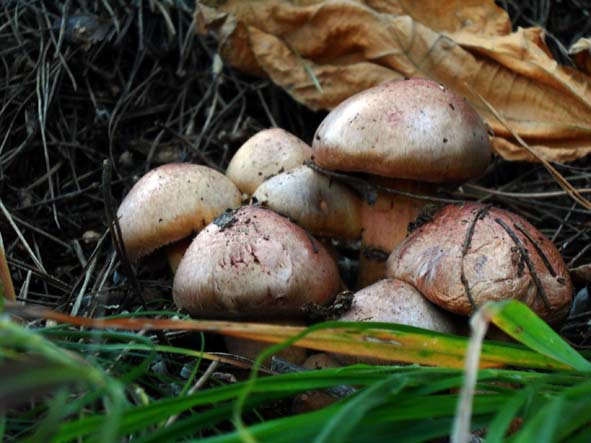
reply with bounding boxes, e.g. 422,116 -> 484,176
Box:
196,0 -> 591,163
569,37 -> 591,75
362,0 -> 510,36
570,263 -> 591,284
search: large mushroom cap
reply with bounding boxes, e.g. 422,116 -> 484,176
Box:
226,128 -> 312,195
387,203 -> 573,323
312,78 -> 491,182
253,165 -> 362,240
173,206 -> 340,318
117,163 -> 241,261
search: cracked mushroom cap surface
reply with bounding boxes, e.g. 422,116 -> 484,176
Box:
117,163 -> 241,262
226,128 -> 313,195
312,78 -> 491,182
173,206 -> 340,318
253,165 -> 362,240
386,203 -> 573,323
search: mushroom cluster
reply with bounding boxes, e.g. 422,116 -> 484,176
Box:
116,78 -> 573,365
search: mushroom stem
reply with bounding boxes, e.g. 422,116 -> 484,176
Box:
358,178 -> 432,288
166,237 -> 193,273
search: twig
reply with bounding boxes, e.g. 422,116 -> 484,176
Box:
306,161 -> 461,204
165,361 -> 219,427
101,160 -> 142,305
495,218 -> 551,310
0,199 -> 46,273
0,233 -> 16,301
466,85 -> 591,211
464,183 -> 591,199
460,206 -> 490,310
514,222 -> 556,277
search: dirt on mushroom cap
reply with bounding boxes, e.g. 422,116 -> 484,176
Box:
173,206 -> 340,318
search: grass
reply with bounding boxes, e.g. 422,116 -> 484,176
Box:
1,301 -> 590,442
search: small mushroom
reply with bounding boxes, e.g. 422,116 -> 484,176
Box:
312,78 -> 492,286
173,206 -> 340,318
387,203 -> 573,323
253,165 -> 362,240
226,128 -> 312,196
117,163 -> 241,262
339,279 -> 457,333
333,278 -> 458,365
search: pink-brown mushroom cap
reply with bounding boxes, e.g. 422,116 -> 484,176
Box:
339,279 -> 457,334
173,206 -> 340,318
335,278 -> 457,365
117,163 -> 241,261
253,165 -> 362,240
387,203 -> 573,323
312,78 -> 491,183
226,128 -> 313,195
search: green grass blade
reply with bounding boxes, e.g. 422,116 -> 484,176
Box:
485,384 -> 537,443
314,373 -> 406,443
512,380 -> 591,442
486,301 -> 591,372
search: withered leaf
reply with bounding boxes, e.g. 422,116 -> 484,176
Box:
196,0 -> 591,163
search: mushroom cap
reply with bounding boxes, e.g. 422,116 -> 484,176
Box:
312,78 -> 491,183
117,163 -> 241,261
253,165 -> 362,240
339,279 -> 457,334
387,203 -> 573,323
226,128 -> 313,195
173,206 -> 340,318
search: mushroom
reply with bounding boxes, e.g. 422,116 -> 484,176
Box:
339,279 -> 457,333
312,78 -> 492,287
226,128 -> 312,196
387,203 -> 573,323
253,165 -> 363,240
173,206 -> 340,318
334,278 -> 458,365
117,163 -> 241,263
